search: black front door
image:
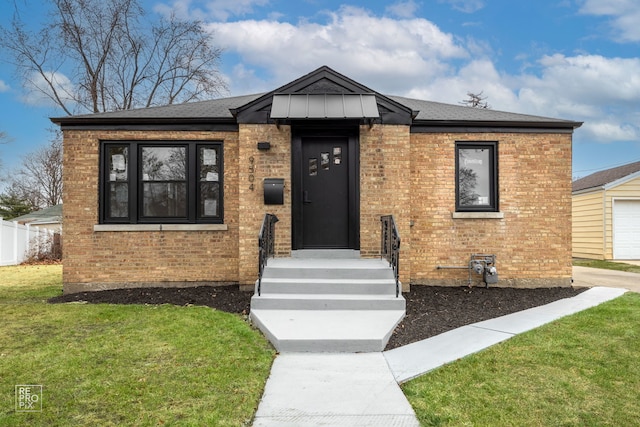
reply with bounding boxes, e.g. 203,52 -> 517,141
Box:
296,136 -> 353,248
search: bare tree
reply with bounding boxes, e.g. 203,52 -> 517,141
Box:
0,131 -> 11,173
460,91 -> 490,109
0,0 -> 226,115
9,136 -> 63,208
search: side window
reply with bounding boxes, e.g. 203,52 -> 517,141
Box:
456,142 -> 498,212
105,145 -> 129,220
101,141 -> 223,224
198,145 -> 221,219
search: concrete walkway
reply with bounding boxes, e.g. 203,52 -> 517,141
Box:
384,286 -> 627,383
252,285 -> 628,426
573,265 -> 640,293
253,353 -> 420,426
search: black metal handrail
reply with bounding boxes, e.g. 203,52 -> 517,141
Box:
380,215 -> 401,297
257,213 -> 279,296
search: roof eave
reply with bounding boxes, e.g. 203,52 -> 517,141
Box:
603,170 -> 640,190
572,186 -> 604,195
50,116 -> 236,127
412,119 -> 583,129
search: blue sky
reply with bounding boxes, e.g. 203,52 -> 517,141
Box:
1,0 -> 639,185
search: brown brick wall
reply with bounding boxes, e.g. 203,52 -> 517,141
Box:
62,129 -> 241,293
62,125 -> 573,292
359,125 -> 412,288
237,124 -> 292,287
409,132 -> 573,287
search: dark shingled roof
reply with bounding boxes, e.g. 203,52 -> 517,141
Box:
52,92 -> 580,128
387,95 -> 576,125
572,161 -> 640,192
51,93 -> 265,124
51,64 -> 582,128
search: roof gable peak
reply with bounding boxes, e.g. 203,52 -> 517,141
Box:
232,66 -> 414,124
274,66 -> 376,95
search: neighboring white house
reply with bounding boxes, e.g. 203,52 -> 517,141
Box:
573,161 -> 640,260
0,205 -> 62,265
11,204 -> 63,233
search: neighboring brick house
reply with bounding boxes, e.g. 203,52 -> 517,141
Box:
52,66 -> 581,294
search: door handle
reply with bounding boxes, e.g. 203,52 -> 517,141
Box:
303,191 -> 312,204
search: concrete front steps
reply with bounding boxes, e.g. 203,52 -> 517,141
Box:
250,251 -> 406,352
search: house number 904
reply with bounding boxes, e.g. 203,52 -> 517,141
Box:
248,156 -> 255,191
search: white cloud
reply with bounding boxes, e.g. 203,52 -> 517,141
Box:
385,0 -> 420,18
582,120 -> 639,142
579,0 -> 634,16
209,6 -> 468,93
204,5 -> 638,146
579,0 -> 640,42
0,80 -> 9,92
514,54 -> 640,142
154,0 -> 270,21
153,0 -> 195,20
439,0 -> 485,13
405,59 -> 519,110
21,71 -> 76,108
206,0 -> 270,21
534,54 -> 640,104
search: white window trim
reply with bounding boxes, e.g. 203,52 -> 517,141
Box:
452,212 -> 504,219
94,224 -> 228,232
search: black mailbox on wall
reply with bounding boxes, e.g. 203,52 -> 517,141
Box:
264,178 -> 284,205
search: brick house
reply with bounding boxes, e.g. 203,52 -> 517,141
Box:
52,66 -> 581,294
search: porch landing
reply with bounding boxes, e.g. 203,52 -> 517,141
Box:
250,251 -> 406,352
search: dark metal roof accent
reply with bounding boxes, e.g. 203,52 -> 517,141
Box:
271,66 -> 379,95
270,94 -> 379,119
230,67 -> 373,123
572,161 -> 640,192
231,66 -> 414,125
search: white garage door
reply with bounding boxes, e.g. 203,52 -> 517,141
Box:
613,200 -> 640,259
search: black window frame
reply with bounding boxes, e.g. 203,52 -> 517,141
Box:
455,141 -> 498,212
100,141 -> 224,224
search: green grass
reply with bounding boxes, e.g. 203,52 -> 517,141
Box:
573,258 -> 640,274
0,265 -> 275,426
403,292 -> 640,426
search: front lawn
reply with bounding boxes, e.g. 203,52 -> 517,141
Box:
403,292 -> 640,426
0,265 -> 275,426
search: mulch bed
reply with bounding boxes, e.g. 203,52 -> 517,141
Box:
49,285 -> 587,350
49,286 -> 253,315
386,285 -> 586,349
